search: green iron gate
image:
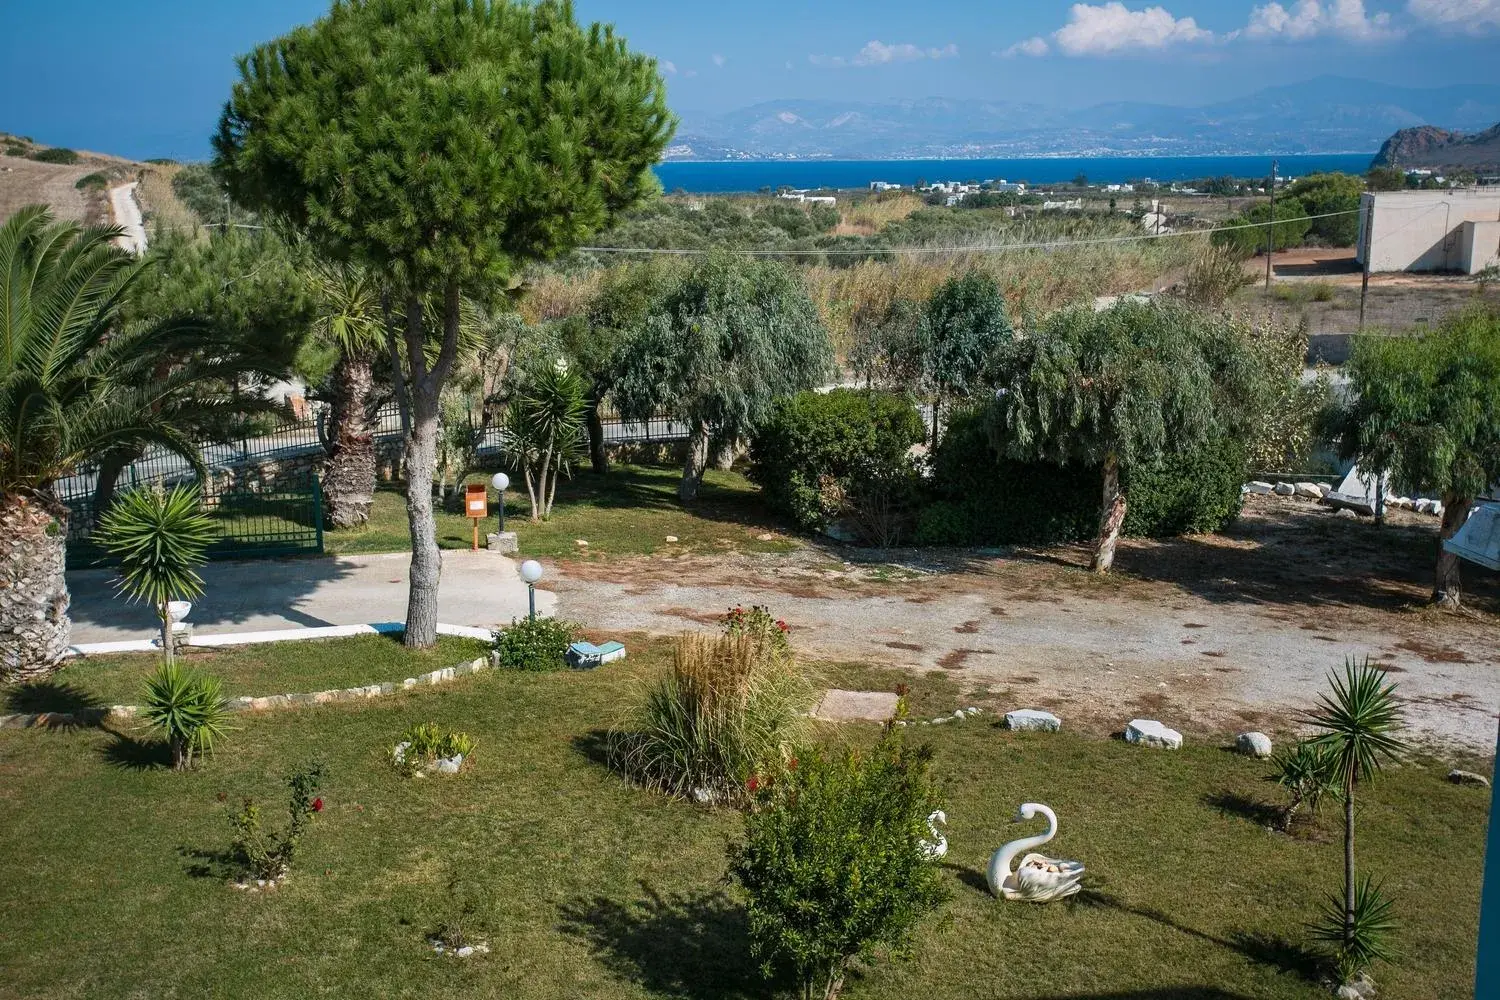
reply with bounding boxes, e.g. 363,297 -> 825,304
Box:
62,475 -> 324,570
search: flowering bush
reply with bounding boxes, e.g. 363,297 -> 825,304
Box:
720,604 -> 791,657
493,616 -> 580,671
228,758 -> 327,883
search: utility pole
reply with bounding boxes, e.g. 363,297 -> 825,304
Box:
1265,159 -> 1277,290
1358,196 -> 1375,331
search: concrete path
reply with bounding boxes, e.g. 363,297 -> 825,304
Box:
67,550 -> 557,644
107,182 -> 146,255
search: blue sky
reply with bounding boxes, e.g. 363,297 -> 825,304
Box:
2,0 -> 1497,160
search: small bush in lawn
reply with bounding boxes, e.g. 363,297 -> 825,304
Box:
141,662 -> 231,770
720,604 -> 791,657
392,721 -> 476,776
1269,738 -> 1341,832
492,616 -> 579,671
229,759 -> 327,883
610,631 -> 808,806
728,727 -> 949,1000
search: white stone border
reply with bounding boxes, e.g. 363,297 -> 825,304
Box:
1,623 -> 498,730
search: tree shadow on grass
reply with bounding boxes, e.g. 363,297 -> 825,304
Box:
1202,789 -> 1284,829
97,731 -> 172,771
3,679 -> 105,727
558,886 -> 765,1000
571,729 -> 615,772
177,844 -> 239,881
1079,890 -> 1323,986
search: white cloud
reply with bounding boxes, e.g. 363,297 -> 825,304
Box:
810,40 -> 960,67
1406,0 -> 1500,31
659,60 -> 677,75
1245,0 -> 1402,41
1050,3 -> 1216,55
711,53 -> 726,67
1001,36 -> 1052,57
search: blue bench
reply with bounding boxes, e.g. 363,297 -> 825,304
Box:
567,640 -> 626,669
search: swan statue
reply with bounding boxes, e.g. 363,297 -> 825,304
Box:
919,810 -> 948,861
986,802 -> 1083,902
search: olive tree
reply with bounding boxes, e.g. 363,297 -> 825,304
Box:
1334,308 -> 1500,608
214,0 -> 673,646
992,301 -> 1274,573
613,253 -> 832,501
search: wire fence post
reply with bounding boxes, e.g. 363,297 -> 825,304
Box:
1358,197 -> 1375,332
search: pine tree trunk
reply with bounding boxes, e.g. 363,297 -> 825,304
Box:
679,423 -> 710,503
322,350 -> 377,529
1432,491 -> 1471,609
1092,453 -> 1128,574
403,380 -> 442,649
0,494 -> 72,682
585,389 -> 608,475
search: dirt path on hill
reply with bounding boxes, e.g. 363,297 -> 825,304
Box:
553,499 -> 1500,752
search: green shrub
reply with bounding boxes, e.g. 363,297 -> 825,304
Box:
229,759 -> 326,883
610,631 -> 808,805
720,604 -> 791,657
917,406 -> 1245,546
5,143 -> 29,157
728,727 -> 949,999
74,172 -> 110,191
1214,199 -> 1313,255
141,662 -> 231,770
492,615 -> 579,671
29,147 -> 79,165
1270,739 -> 1341,832
749,388 -> 925,539
392,721 -> 476,776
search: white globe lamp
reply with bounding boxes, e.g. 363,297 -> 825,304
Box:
519,559 -> 544,620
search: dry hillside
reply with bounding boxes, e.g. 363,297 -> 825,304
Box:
0,133 -> 193,232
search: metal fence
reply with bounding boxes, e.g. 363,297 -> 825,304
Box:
64,475 -> 324,570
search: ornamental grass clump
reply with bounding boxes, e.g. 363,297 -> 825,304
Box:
610,623 -> 808,806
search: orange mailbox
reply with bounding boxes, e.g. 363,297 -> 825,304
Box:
465,484 -> 488,550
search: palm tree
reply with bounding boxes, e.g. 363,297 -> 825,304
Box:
0,206 -> 258,681
1306,657 -> 1406,974
306,261 -> 385,529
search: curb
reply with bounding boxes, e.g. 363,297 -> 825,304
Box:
0,654 -> 495,730
63,621 -> 495,658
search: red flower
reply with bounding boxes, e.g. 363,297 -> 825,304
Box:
787,756 -> 799,770
311,797 -> 324,813
895,683 -> 910,698
746,776 -> 760,792
776,620 -> 789,632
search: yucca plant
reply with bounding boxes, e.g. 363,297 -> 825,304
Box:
141,661 -> 231,769
1305,657 -> 1407,980
97,484 -> 216,664
1310,875 -> 1398,985
1270,738 -> 1342,832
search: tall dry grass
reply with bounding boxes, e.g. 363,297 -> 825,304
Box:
135,165 -> 202,241
609,632 -> 809,805
837,193 -> 925,236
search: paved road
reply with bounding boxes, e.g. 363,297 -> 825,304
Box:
107,182 -> 147,255
67,550 -> 557,644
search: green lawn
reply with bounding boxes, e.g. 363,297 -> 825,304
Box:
0,637 -> 1487,1000
4,635 -> 492,711
324,463 -> 801,560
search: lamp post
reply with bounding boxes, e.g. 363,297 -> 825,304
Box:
491,472 -> 509,534
520,559 -> 543,622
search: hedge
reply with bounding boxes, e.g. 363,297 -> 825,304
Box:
749,389 -> 925,533
915,406 -> 1245,546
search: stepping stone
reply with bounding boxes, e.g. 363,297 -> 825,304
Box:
1448,769 -> 1491,788
1004,709 -> 1062,732
1236,731 -> 1273,758
1124,719 -> 1182,750
813,689 -> 900,721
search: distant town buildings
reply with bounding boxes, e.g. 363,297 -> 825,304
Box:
1041,198 -> 1084,211
777,190 -> 837,206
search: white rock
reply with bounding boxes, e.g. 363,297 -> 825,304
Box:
1337,986 -> 1361,1000
664,535 -> 679,543
952,709 -> 967,721
1432,501 -> 1444,517
1448,769 -> 1491,788
456,946 -> 474,957
1245,481 -> 1275,495
475,943 -> 491,954
435,755 -> 462,775
931,716 -> 949,724
1004,709 -> 1062,732
1124,719 -> 1182,750
1272,482 -> 1295,496
1294,482 -> 1324,499
575,539 -> 588,547
1416,499 -> 1435,514
964,706 -> 981,715
1236,732 -> 1273,758
1335,508 -> 1359,520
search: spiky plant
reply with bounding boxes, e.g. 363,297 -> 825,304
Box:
1305,657 -> 1406,978
141,661 -> 231,770
97,484 -> 216,664
1310,875 -> 1398,985
1269,738 -> 1342,832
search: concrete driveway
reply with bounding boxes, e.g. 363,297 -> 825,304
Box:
67,550 -> 558,644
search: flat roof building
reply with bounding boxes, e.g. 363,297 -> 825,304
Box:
1356,189 -> 1500,274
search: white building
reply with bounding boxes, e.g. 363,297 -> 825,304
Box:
1356,189 -> 1500,274
869,181 -> 902,192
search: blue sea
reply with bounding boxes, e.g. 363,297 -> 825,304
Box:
652,154 -> 1375,194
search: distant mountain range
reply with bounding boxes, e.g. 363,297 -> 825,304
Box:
1372,123 -> 1500,172
668,76 -> 1500,161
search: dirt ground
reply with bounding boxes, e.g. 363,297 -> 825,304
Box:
553,498 -> 1500,753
